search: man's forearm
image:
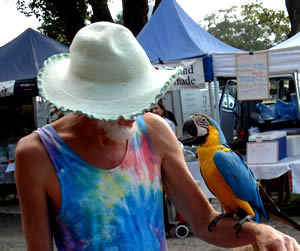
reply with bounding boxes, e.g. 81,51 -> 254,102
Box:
191,213 -> 259,248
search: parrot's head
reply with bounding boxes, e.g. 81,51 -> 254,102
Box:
182,114 -> 227,146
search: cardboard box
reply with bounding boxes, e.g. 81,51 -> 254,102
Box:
248,131 -> 287,162
287,135 -> 300,157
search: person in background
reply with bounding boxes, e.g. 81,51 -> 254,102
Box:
158,99 -> 178,127
151,102 -> 177,135
14,22 -> 299,251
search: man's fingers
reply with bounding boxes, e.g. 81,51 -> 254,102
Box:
283,236 -> 299,251
291,237 -> 300,251
258,236 -> 286,251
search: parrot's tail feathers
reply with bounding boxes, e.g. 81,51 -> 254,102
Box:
254,188 -> 269,222
269,212 -> 300,231
253,208 -> 268,224
259,213 -> 269,224
257,182 -> 300,230
257,182 -> 278,209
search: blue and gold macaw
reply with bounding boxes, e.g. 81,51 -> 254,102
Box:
182,113 -> 300,236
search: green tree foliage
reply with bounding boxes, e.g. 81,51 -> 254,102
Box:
16,0 -> 111,45
16,0 -> 158,45
202,2 -> 291,51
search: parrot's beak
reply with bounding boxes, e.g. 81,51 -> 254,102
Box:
182,117 -> 209,146
182,118 -> 198,137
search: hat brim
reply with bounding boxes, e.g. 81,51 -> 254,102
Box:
38,53 -> 182,121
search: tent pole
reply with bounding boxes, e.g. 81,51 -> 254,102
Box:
213,76 -> 221,124
208,82 -> 215,119
294,71 -> 300,120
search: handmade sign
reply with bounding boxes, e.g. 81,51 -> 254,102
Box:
153,57 -> 205,90
236,52 -> 269,100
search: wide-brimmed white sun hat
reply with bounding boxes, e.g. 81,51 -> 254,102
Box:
37,22 -> 181,121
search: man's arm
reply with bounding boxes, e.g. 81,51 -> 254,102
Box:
15,133 -> 54,251
144,112 -> 299,250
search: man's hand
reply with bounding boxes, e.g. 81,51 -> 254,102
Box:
255,224 -> 300,251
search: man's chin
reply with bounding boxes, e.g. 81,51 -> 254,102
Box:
106,121 -> 138,141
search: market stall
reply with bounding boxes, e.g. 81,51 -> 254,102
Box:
136,1 -> 244,234
210,33 -> 300,202
212,32 -> 300,78
137,0 -> 243,136
0,79 -> 39,196
0,28 -> 69,191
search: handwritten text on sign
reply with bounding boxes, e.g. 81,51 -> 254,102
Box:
236,52 -> 269,100
153,57 -> 205,90
246,141 -> 278,165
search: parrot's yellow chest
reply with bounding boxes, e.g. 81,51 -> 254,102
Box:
196,126 -> 224,170
196,126 -> 226,187
196,126 -> 250,214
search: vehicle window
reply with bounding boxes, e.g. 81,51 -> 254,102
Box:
261,78 -> 294,105
220,80 -> 237,110
221,93 -> 235,109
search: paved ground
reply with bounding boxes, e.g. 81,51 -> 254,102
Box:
0,197 -> 299,251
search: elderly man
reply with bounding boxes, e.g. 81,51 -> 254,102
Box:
15,22 -> 299,251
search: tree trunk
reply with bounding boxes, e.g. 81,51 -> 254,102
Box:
52,1 -> 88,44
88,0 -> 114,23
122,0 -> 148,36
285,0 -> 300,36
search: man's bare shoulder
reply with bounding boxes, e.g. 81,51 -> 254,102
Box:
143,112 -> 169,132
15,132 -> 43,157
142,112 -> 179,157
15,132 -> 50,178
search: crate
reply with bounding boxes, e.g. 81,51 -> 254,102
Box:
248,131 -> 287,161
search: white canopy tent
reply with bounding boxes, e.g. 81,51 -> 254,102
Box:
212,32 -> 300,77
212,33 -> 300,123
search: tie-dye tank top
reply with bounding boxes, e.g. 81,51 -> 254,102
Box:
36,115 -> 167,251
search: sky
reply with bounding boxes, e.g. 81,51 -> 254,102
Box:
0,0 -> 288,46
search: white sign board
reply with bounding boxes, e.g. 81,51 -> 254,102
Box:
246,141 -> 278,165
154,57 -> 205,90
236,52 -> 269,100
180,87 -> 217,122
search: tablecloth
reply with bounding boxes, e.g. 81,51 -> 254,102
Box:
248,158 -> 291,180
248,155 -> 300,194
186,155 -> 300,195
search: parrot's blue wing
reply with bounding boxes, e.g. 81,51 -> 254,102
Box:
213,150 -> 268,222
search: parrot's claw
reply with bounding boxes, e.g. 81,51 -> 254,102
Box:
208,213 -> 232,232
234,215 -> 254,237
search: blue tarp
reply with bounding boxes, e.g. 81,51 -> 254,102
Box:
137,0 -> 242,81
0,28 -> 69,82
